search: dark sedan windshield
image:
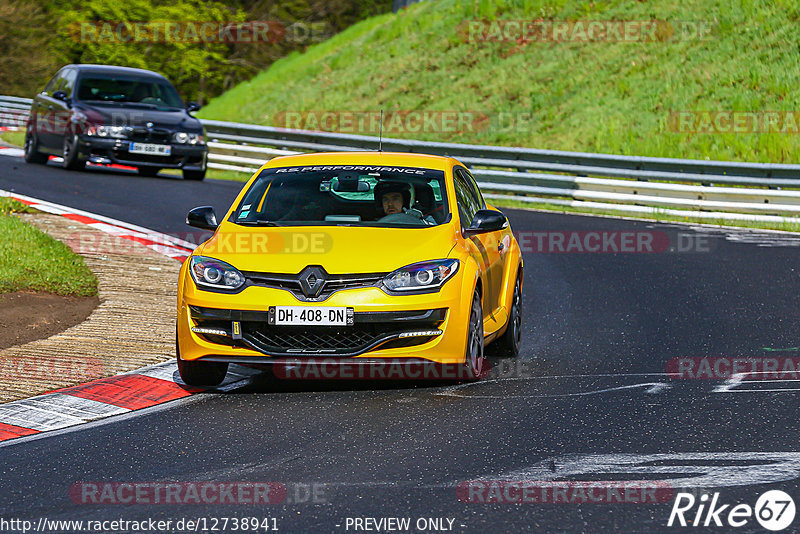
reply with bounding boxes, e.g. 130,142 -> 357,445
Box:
75,75 -> 184,109
232,165 -> 450,227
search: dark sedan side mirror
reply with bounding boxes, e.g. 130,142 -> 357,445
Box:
187,206 -> 218,230
186,102 -> 202,112
463,209 -> 508,237
52,90 -> 69,103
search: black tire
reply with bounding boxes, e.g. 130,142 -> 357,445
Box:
183,169 -> 205,181
461,291 -> 486,380
24,128 -> 48,164
176,332 -> 228,386
138,167 -> 160,177
61,134 -> 85,171
487,276 -> 522,358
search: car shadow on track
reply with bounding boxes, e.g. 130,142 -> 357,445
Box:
199,357 -> 527,396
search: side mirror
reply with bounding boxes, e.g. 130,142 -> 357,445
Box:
186,102 -> 201,112
463,209 -> 508,237
52,90 -> 68,102
187,206 -> 218,230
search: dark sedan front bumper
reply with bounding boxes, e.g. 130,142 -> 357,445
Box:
76,136 -> 207,171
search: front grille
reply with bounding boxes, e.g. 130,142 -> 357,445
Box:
128,127 -> 171,143
190,306 -> 447,357
243,323 -> 413,356
244,270 -> 386,301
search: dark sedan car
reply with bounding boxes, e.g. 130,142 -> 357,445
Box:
24,64 -> 208,180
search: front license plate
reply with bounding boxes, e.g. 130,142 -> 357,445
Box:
129,142 -> 171,156
270,306 -> 353,326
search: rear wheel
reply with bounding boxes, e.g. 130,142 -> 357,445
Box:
24,128 -> 48,164
461,291 -> 486,380
183,169 -> 205,181
176,333 -> 228,386
487,276 -> 522,358
61,134 -> 85,171
138,167 -> 160,177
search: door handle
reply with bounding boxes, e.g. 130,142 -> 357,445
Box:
498,242 -> 505,251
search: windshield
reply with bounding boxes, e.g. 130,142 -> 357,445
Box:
75,75 -> 184,109
232,165 -> 450,227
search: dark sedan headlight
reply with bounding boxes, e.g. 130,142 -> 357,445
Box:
382,259 -> 459,293
86,125 -> 127,138
190,256 -> 245,290
173,132 -> 204,144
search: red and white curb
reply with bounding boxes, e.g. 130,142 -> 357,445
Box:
0,191 -> 238,445
0,362 -> 260,444
0,189 -> 196,261
0,146 -> 24,157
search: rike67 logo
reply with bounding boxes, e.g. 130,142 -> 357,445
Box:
668,490 -> 796,531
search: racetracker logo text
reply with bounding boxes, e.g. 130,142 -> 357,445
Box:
457,481 -> 674,503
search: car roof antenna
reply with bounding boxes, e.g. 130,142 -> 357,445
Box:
379,109 -> 383,152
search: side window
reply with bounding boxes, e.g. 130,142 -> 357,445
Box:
61,69 -> 77,96
461,167 -> 486,210
44,73 -> 62,94
453,167 -> 481,228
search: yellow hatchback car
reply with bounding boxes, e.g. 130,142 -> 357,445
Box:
176,152 -> 523,386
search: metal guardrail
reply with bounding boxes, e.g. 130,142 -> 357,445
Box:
3,95 -> 800,221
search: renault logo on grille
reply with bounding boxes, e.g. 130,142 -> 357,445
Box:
298,266 -> 326,298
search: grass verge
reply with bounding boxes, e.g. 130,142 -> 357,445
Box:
0,130 -> 24,148
198,0 -> 800,164
0,198 -> 98,296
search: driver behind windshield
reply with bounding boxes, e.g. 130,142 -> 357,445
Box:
376,181 -> 411,216
374,180 -> 436,225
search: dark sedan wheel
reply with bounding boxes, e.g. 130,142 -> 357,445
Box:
461,291 -> 485,380
487,276 -> 522,358
183,169 -> 206,181
24,129 -> 48,164
138,167 -> 161,177
61,135 -> 85,171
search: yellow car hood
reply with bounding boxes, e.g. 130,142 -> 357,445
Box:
195,221 -> 457,274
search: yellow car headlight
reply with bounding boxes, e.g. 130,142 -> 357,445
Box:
190,256 -> 245,290
382,259 -> 459,294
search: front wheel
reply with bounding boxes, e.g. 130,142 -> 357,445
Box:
461,291 -> 486,380
176,332 -> 228,386
61,135 -> 85,171
24,129 -> 48,164
177,356 -> 228,387
183,169 -> 205,181
487,276 -> 522,358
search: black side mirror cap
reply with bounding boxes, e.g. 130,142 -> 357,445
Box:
186,102 -> 201,112
187,206 -> 218,230
463,209 -> 508,237
52,90 -> 68,102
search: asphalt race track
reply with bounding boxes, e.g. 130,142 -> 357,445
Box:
2,157 -> 800,533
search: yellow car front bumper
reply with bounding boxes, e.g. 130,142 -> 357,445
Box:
177,269 -> 475,366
